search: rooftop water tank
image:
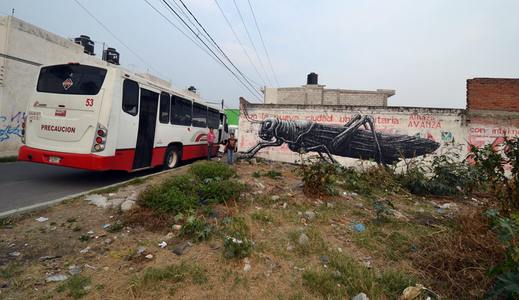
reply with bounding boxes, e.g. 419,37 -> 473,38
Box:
74,35 -> 95,55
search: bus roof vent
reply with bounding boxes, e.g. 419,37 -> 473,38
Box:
74,35 -> 95,55
102,47 -> 120,65
188,86 -> 197,93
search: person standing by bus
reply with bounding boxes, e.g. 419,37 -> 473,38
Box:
224,133 -> 238,165
207,127 -> 215,160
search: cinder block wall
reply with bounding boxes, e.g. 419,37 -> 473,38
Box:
467,78 -> 519,112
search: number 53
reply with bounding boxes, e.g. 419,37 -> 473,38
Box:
85,98 -> 94,106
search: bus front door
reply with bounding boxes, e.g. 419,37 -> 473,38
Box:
133,88 -> 158,169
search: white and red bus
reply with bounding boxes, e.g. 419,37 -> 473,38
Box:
18,62 -> 229,171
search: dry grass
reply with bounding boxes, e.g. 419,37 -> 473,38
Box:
0,159 -> 508,300
412,210 -> 505,299
123,207 -> 175,231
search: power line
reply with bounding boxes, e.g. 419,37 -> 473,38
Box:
232,0 -> 271,86
176,0 -> 262,93
174,0 -> 263,100
144,0 -> 213,61
73,0 -> 159,75
167,0 -> 212,46
214,0 -> 266,87
159,0 -> 263,101
145,0 -> 261,101
247,0 -> 279,87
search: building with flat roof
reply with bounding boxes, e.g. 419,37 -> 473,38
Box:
263,73 -> 395,106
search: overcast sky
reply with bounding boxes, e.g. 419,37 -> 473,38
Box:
2,0 -> 518,108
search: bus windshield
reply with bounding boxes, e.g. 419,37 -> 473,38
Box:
37,64 -> 107,95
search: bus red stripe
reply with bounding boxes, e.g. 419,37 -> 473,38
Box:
18,144 -> 216,171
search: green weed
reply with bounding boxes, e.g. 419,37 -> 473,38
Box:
222,216 -> 253,259
139,174 -> 198,215
190,160 -> 235,181
302,251 -> 416,299
180,215 -> 212,242
57,275 -> 91,299
251,211 -> 275,224
0,263 -> 21,279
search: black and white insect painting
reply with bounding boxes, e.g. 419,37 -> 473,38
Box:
241,113 -> 440,165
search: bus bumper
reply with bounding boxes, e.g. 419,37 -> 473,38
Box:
18,146 -> 118,171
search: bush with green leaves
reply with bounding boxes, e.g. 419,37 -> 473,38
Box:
467,139 -> 519,299
138,162 -> 245,216
139,174 -> 198,215
297,157 -> 342,196
180,215 -> 212,242
469,140 -> 519,212
190,160 -> 235,181
484,209 -> 519,299
198,178 -> 245,205
397,152 -> 480,196
221,216 -> 253,259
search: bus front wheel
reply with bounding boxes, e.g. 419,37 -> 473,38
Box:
164,146 -> 180,169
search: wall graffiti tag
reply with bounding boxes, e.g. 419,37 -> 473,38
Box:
0,111 -> 25,142
241,112 -> 440,164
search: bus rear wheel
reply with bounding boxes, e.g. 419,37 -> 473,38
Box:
164,146 -> 180,169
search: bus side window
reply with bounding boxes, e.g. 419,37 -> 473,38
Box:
122,79 -> 139,116
207,108 -> 219,129
159,92 -> 170,124
192,103 -> 207,128
171,96 -> 192,126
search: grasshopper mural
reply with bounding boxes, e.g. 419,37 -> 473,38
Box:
241,110 -> 440,165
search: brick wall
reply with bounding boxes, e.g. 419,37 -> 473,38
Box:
467,78 -> 519,112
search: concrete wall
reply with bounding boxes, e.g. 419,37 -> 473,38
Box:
242,78 -> 519,166
238,99 -> 467,166
264,85 -> 395,106
0,16 -> 98,156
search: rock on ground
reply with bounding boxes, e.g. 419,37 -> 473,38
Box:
298,233 -> 309,246
351,292 -> 369,300
85,194 -> 108,208
121,200 -> 136,212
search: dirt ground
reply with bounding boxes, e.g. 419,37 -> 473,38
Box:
0,159 -> 488,299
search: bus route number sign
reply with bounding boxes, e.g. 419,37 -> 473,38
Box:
85,98 -> 94,107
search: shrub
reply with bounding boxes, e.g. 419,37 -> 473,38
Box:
223,234 -> 253,259
428,153 -> 480,196
180,215 -> 212,242
139,182 -> 198,215
190,161 -> 235,181
485,209 -> 519,299
397,153 -> 479,196
198,179 -> 245,205
469,140 -> 519,213
222,216 -> 253,259
297,157 -> 342,196
396,161 -> 430,195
